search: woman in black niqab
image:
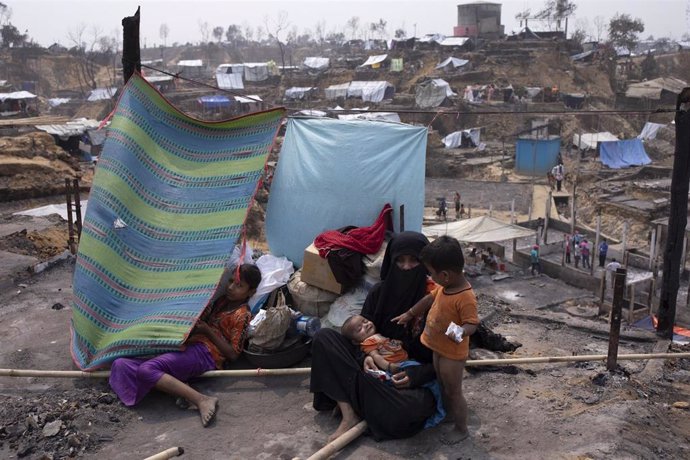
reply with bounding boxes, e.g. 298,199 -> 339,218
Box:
361,231 -> 432,363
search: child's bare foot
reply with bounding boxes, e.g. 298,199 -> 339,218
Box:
327,414 -> 361,443
175,397 -> 197,410
197,396 -> 219,427
440,427 -> 470,445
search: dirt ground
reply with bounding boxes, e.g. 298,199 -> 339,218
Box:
1,255 -> 689,459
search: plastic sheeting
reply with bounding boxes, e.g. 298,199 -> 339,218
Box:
360,54 -> 388,67
442,129 -> 480,148
435,57 -> 469,70
265,118 -> 427,267
416,79 -> 455,108
337,112 -> 401,122
599,139 -> 652,169
0,91 -> 37,101
198,95 -> 232,109
216,73 -> 244,90
304,57 -> 329,70
14,200 -> 88,221
572,132 -> 618,150
423,216 -> 535,242
244,63 -> 269,82
637,122 -> 666,140
285,87 -> 315,99
347,81 -> 394,102
324,82 -> 350,99
87,88 -> 117,101
390,58 -> 403,72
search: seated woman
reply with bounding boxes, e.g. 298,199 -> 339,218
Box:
310,231 -> 440,442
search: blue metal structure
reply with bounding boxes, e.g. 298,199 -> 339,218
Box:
515,136 -> 561,176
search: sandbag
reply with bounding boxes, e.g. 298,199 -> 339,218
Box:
287,269 -> 337,317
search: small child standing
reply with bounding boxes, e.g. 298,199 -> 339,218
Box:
341,314 -> 408,374
109,263 -> 261,427
393,235 -> 479,444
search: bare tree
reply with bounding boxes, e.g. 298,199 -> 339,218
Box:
212,26 -> 224,43
255,25 -> 265,42
0,2 -> 11,26
314,20 -> 326,47
346,16 -> 360,40
198,20 -> 210,44
264,11 -> 290,68
593,15 -> 606,42
67,24 -> 102,92
242,22 -> 254,42
369,18 -> 387,41
159,23 -> 169,47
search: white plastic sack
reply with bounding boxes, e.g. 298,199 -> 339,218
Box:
287,269 -> 337,317
325,287 -> 368,329
249,254 -> 295,309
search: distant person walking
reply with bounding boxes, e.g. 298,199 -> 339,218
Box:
574,241 -> 581,269
551,162 -> 564,192
580,239 -> 590,269
565,236 -> 571,264
454,191 -> 461,219
598,240 -> 608,267
606,258 -> 622,288
530,245 -> 541,276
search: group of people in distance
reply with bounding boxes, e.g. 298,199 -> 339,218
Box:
106,231 -> 480,447
565,230 -> 613,271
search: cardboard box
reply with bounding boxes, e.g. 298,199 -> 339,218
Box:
301,243 -> 344,295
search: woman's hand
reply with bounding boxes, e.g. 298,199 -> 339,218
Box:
193,320 -> 212,336
390,370 -> 411,389
363,356 -> 378,372
391,310 -> 413,326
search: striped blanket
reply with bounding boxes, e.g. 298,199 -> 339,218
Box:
71,73 -> 284,370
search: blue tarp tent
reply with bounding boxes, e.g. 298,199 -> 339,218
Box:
198,95 -> 232,109
515,136 -> 561,176
265,118 -> 427,266
599,139 -> 651,169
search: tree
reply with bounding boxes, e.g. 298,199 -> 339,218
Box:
242,22 -> 254,42
346,16 -> 360,40
159,23 -> 169,47
225,25 -> 243,44
212,26 -> 224,43
593,15 -> 606,42
314,20 -> 326,47
0,23 -> 25,47
369,18 -> 387,41
535,0 -> 577,32
198,20 -> 210,44
608,13 -> 644,53
326,31 -> 345,45
640,52 -> 659,79
264,11 -> 290,68
394,28 -> 406,39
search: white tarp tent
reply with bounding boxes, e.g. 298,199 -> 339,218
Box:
359,54 -> 388,67
234,95 -> 262,103
177,59 -> 203,67
87,87 -> 117,101
304,57 -> 330,70
243,63 -> 270,82
297,109 -> 328,117
423,216 -> 534,242
347,81 -> 394,102
35,118 -> 100,138
0,91 -> 37,101
48,98 -> 70,107
442,128 -> 481,148
337,112 -> 401,122
572,132 -> 619,150
216,73 -> 244,90
435,57 -> 469,70
416,79 -> 455,108
14,200 -> 88,221
285,87 -> 315,100
637,122 -> 666,140
438,37 -> 470,47
417,33 -> 446,44
324,83 -> 350,100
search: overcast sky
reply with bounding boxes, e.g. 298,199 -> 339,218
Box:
8,0 -> 690,47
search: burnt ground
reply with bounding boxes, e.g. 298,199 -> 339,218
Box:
1,259 -> 689,460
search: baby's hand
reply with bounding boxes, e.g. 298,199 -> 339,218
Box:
363,356 -> 378,372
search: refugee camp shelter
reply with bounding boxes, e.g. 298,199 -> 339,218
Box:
415,79 -> 455,108
435,57 -> 469,72
143,75 -> 175,92
423,215 -> 534,242
325,81 -> 395,103
625,77 -> 687,106
337,112 -> 401,122
454,2 -> 504,39
599,139 -> 651,169
284,87 -> 316,100
438,37 -> 473,49
303,57 -> 329,71
515,136 -> 561,176
572,132 -> 618,151
87,87 -> 117,102
359,54 -> 388,68
198,95 -> 232,114
442,128 -> 481,148
176,59 -> 204,77
234,95 -> 262,113
0,90 -> 37,115
34,118 -> 100,157
244,62 -> 273,82
637,122 -> 666,140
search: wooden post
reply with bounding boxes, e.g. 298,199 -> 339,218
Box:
561,233 -> 566,267
598,271 -> 607,314
607,268 -> 626,371
122,7 -> 141,84
592,213 -> 601,275
647,278 -> 655,315
399,204 -> 405,232
543,191 -> 551,244
628,283 -> 636,323
681,234 -> 688,273
649,227 -> 657,270
72,178 -> 82,238
65,178 -> 76,255
489,203 -> 493,217
570,177 -> 577,234
658,89 -> 690,338
510,198 -> 515,223
622,221 -> 629,267
527,205 -> 532,222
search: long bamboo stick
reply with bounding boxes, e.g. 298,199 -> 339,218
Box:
1,353 -> 689,379
143,446 -> 184,460
305,421 -> 368,460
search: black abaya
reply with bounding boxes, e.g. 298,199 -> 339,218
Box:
310,329 -> 436,441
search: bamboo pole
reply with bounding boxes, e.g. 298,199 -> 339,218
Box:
305,421 -> 368,460
144,447 -> 184,460
3,354 -> 690,379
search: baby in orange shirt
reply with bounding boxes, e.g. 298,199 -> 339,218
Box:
342,314 -> 408,374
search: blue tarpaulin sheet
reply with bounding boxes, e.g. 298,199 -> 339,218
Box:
599,139 -> 651,169
198,95 -> 232,109
265,118 -> 427,267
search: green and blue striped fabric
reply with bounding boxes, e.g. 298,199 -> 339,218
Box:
71,73 -> 284,370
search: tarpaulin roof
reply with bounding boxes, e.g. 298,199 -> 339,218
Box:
438,37 -> 470,47
347,81 -> 394,102
47,98 -> 70,107
177,59 -> 203,67
234,95 -> 262,104
637,122 -> 666,140
435,57 -> 469,69
324,82 -> 350,99
35,118 -> 100,138
626,77 -> 687,99
423,216 -> 534,242
572,132 -> 618,150
571,50 -> 596,61
360,54 -> 388,67
297,109 -> 327,117
303,57 -> 330,70
216,63 -> 244,73
285,87 -> 315,99
442,128 -> 480,148
87,87 -> 117,101
337,112 -> 401,122
144,75 -> 174,83
417,33 -> 446,43
216,73 -> 244,90
599,139 -> 652,169
198,95 -> 232,108
415,79 -> 455,108
0,91 -> 37,101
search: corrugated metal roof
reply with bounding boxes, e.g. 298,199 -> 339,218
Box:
0,91 -> 37,101
626,77 -> 687,99
35,118 -> 100,138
